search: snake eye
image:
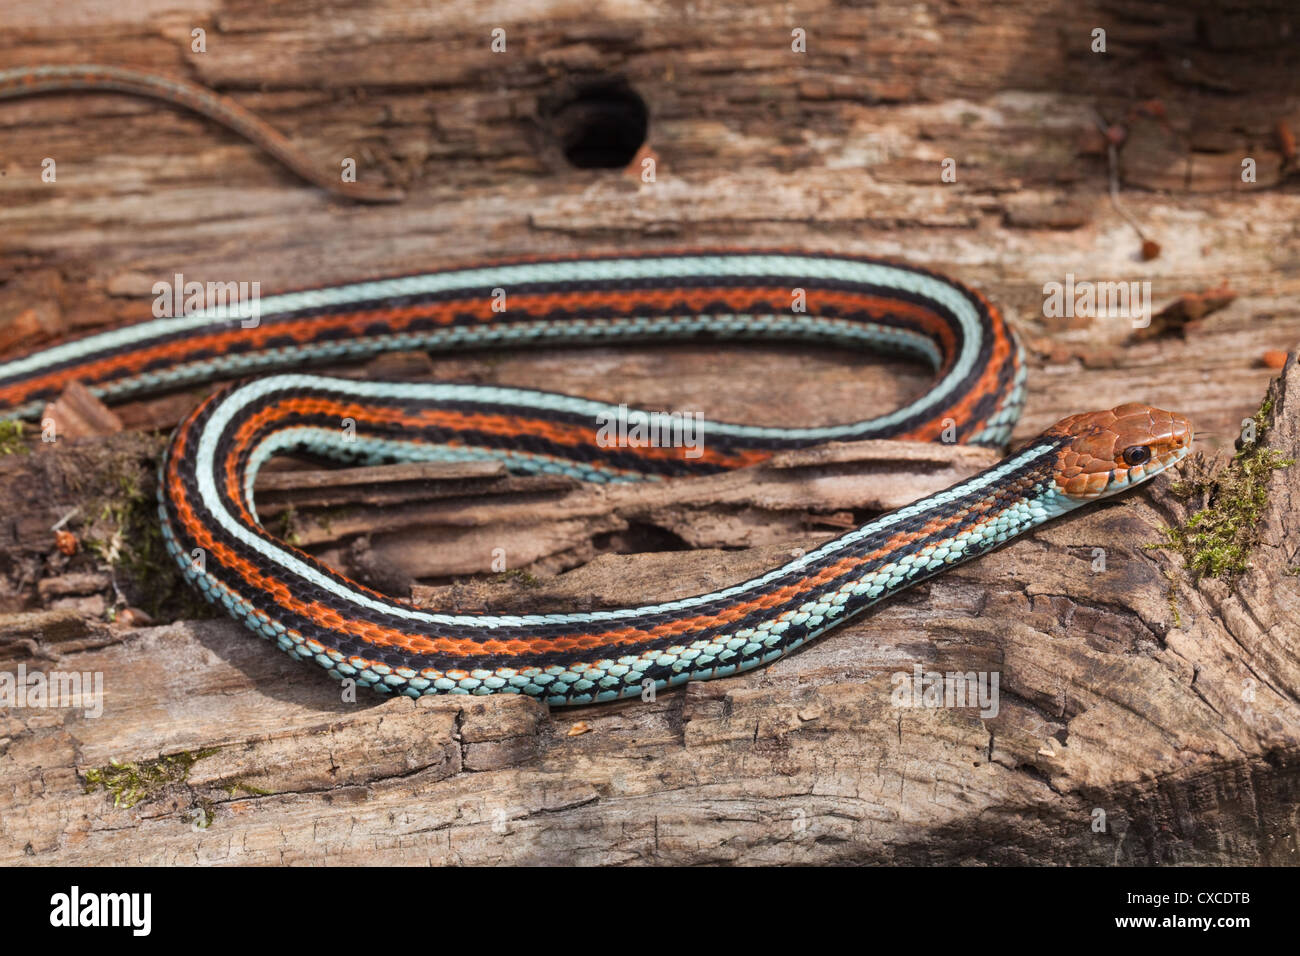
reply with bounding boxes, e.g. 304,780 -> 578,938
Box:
1122,445 -> 1151,466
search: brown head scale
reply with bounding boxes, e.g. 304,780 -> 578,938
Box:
1044,402 -> 1193,500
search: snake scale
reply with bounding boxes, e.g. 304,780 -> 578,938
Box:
0,65 -> 1193,705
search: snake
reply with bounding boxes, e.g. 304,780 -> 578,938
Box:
0,67 -> 1194,706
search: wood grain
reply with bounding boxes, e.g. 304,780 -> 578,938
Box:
0,0 -> 1298,865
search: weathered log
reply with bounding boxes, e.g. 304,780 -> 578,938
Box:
1,0 -> 1299,865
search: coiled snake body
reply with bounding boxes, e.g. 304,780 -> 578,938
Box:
0,71 -> 1193,705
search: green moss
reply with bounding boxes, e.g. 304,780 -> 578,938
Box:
0,419 -> 28,455
276,505 -> 303,547
75,438 -> 214,621
188,797 -> 217,830
83,749 -> 219,808
495,568 -> 541,588
1157,396 -> 1293,580
224,781 -> 272,798
1164,572 -> 1182,628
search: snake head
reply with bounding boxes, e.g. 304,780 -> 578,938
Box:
1047,402 -> 1194,500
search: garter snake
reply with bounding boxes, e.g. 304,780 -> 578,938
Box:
0,68 -> 1193,706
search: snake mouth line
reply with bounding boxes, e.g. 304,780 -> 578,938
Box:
1054,446 -> 1192,501
1127,443 -> 1194,487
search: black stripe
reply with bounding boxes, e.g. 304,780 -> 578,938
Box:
162,393 -> 1063,672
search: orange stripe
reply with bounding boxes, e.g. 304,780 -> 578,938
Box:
2,287 -> 955,408
166,390 -> 1016,661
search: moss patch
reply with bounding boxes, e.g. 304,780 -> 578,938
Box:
83,749 -> 218,808
1156,396 -> 1293,580
0,419 -> 28,455
494,568 -> 541,588
224,781 -> 273,798
74,437 -> 214,621
275,505 -> 303,546
187,797 -> 217,830
1164,572 -> 1183,628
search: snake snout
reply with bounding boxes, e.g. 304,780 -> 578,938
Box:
1051,402 -> 1194,499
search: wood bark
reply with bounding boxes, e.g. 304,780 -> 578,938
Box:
1,0 -> 1298,864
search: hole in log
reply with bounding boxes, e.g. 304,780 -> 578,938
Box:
544,79 -> 649,169
593,521 -> 690,555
